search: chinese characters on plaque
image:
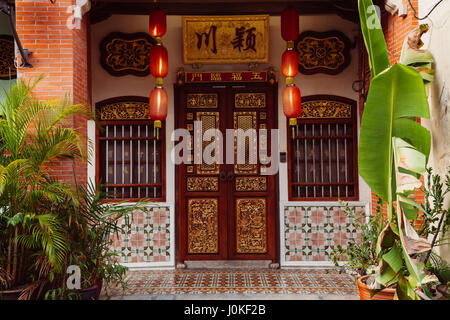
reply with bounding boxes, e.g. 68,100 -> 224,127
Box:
182,15 -> 269,64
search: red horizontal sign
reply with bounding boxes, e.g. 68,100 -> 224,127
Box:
185,71 -> 268,83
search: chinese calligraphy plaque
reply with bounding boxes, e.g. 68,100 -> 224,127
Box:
182,15 -> 269,64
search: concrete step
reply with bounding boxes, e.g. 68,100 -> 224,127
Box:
182,260 -> 277,269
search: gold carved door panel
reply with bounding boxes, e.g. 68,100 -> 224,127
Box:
177,85 -> 277,262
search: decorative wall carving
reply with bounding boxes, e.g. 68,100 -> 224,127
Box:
299,100 -> 351,119
235,177 -> 267,191
187,93 -> 218,108
295,31 -> 351,75
234,93 -> 266,108
187,177 -> 219,191
100,32 -> 156,77
188,198 -> 219,254
0,35 -> 16,80
98,101 -> 150,120
236,198 -> 267,253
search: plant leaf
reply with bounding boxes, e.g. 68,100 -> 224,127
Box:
358,63 -> 431,203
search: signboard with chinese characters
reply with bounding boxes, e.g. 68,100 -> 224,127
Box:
182,15 -> 269,64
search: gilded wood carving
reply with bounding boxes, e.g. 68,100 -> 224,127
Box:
234,93 -> 266,108
236,198 -> 267,253
98,101 -> 150,120
235,177 -> 267,192
0,35 -> 16,80
187,93 -> 218,109
188,198 -> 219,254
100,32 -> 156,77
233,112 -> 258,175
182,15 -> 269,64
295,31 -> 351,75
187,177 -> 219,192
299,100 -> 351,119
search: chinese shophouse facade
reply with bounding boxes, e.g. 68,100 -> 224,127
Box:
4,0 -> 448,268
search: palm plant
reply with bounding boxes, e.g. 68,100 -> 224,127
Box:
0,76 -> 93,296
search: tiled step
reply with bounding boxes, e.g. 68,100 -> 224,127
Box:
183,260 -> 274,269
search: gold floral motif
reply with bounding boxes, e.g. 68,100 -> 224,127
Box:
236,198 -> 267,253
99,102 -> 149,120
187,177 -> 219,192
235,93 -> 266,108
188,198 -> 219,254
187,94 -> 218,109
299,100 -> 351,119
235,177 -> 267,191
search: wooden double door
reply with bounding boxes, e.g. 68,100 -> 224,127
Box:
175,83 -> 278,262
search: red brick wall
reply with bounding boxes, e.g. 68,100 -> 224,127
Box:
15,0 -> 89,185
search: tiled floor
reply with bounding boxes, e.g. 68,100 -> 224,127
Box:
108,268 -> 359,299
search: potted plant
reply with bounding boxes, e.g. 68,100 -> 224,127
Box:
43,182 -> 147,300
358,0 -> 448,299
0,77 -> 93,300
331,200 -> 396,300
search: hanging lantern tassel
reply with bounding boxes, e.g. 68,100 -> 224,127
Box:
149,87 -> 168,140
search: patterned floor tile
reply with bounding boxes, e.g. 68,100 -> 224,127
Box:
109,268 -> 357,297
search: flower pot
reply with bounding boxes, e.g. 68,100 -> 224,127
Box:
80,284 -> 100,300
357,275 -> 395,300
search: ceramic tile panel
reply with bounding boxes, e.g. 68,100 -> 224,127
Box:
109,206 -> 171,264
284,205 -> 366,262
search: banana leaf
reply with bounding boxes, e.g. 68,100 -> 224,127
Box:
358,64 -> 431,206
358,0 -> 390,77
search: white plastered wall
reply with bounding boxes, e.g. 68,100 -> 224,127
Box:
419,0 -> 450,261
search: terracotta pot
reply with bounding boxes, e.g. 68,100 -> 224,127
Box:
80,284 -> 99,300
357,275 -> 396,300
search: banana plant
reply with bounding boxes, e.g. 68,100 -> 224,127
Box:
358,0 -> 437,299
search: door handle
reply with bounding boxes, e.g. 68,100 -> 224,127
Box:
219,171 -> 227,181
227,171 -> 235,181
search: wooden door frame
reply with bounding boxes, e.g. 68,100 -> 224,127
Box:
174,81 -> 280,264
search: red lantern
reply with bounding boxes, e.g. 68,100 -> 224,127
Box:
149,87 -> 168,122
149,45 -> 168,78
283,85 -> 302,128
149,86 -> 167,139
281,49 -> 298,78
281,7 -> 299,42
149,8 -> 167,37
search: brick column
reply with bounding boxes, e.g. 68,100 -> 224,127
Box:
15,0 -> 89,185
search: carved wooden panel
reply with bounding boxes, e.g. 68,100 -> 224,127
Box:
236,198 -> 267,253
187,177 -> 219,192
299,100 -> 351,119
294,30 -> 351,75
0,35 -> 16,80
187,93 -> 218,108
196,112 -> 220,174
97,101 -> 149,120
233,111 -> 258,175
188,198 -> 219,254
235,177 -> 267,192
234,93 -> 266,108
100,32 -> 156,77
